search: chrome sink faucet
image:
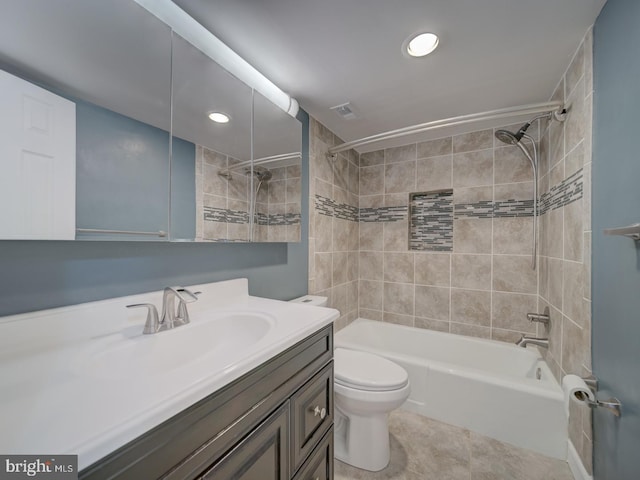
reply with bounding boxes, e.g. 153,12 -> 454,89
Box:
515,335 -> 549,349
126,286 -> 199,334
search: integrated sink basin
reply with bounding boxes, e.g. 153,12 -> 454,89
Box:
82,311 -> 276,379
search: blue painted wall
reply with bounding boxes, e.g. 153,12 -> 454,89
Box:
593,1 -> 640,478
0,110 -> 309,316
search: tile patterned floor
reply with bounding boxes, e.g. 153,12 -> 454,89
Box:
335,410 -> 574,480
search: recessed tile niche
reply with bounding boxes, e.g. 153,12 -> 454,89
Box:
409,190 -> 453,251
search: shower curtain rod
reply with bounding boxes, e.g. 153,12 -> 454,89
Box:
218,152 -> 302,178
326,101 -> 565,156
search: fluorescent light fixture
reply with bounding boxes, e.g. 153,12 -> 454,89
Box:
406,32 -> 439,57
208,112 -> 230,123
133,0 -> 299,117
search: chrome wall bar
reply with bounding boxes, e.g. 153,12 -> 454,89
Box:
76,228 -> 167,237
326,101 -> 565,156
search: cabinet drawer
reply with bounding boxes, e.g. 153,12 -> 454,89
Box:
293,427 -> 333,480
291,362 -> 333,472
200,402 -> 290,480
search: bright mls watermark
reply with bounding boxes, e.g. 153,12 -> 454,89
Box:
0,456 -> 77,479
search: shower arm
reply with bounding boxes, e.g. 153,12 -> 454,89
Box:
516,133 -> 538,270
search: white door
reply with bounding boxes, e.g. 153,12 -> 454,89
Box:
0,69 -> 76,239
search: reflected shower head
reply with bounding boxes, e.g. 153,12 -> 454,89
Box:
245,166 -> 272,182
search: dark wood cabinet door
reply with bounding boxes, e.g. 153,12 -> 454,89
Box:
200,403 -> 290,480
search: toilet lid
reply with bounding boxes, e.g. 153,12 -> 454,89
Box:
334,348 -> 409,392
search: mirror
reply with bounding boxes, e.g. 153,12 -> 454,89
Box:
0,0 -> 302,242
170,32 -> 253,242
0,0 -> 173,240
251,92 -> 302,242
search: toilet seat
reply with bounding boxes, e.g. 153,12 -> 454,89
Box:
334,348 -> 409,392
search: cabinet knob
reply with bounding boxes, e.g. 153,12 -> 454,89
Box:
313,406 -> 327,419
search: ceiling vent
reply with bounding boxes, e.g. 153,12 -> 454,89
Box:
330,102 -> 358,120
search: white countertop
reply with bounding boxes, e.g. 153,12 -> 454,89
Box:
0,279 -> 338,470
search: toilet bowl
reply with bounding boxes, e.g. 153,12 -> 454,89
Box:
333,347 -> 411,472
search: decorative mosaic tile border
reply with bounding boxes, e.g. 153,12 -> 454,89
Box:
539,168 -> 583,215
359,205 -> 408,223
204,206 -> 248,224
205,207 -> 300,226
315,195 -> 359,222
410,191 -> 453,252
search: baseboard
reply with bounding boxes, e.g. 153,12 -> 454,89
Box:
568,440 -> 593,480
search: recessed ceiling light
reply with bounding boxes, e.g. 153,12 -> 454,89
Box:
208,112 -> 230,123
405,32 -> 439,57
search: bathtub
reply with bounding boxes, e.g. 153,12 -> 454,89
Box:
334,319 -> 567,459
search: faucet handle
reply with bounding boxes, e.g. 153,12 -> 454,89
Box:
174,288 -> 199,325
526,312 -> 550,325
126,303 -> 160,335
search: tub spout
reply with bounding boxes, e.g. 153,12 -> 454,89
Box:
516,335 -> 549,349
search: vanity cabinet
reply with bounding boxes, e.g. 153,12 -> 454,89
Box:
79,325 -> 333,480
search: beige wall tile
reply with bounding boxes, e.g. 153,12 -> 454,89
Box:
359,251 -> 383,280
565,78 -> 586,155
383,312 -> 414,327
347,252 -> 359,282
359,280 -> 383,311
583,233 -> 591,301
415,253 -> 450,286
332,251 -> 348,286
360,165 -> 385,195
493,217 -> 533,255
563,199 -> 583,262
315,253 -> 332,291
359,194 -> 384,209
452,254 -> 491,290
415,317 -> 450,332
492,292 -> 537,333
348,161 -> 359,195
453,149 -> 494,188
359,308 -> 382,321
491,328 -> 526,343
494,146 -> 534,184
547,208 -> 564,259
385,144 -> 417,164
493,182 -> 533,202
415,285 -> 450,321
359,222 -> 383,251
539,255 -> 549,302
455,185 -> 493,204
383,282 -> 415,315
562,316 -> 586,374
453,129 -> 493,153
416,156 -> 452,191
315,213 -> 333,252
385,161 -> 417,193
360,150 -> 384,167
333,154 -> 349,191
417,137 -> 452,158
565,141 -> 584,177
384,221 -> 409,251
453,219 -> 492,254
563,260 -> 586,327
384,252 -> 415,283
451,289 -> 491,326
332,218 -> 349,252
450,322 -> 491,339
493,255 -> 537,294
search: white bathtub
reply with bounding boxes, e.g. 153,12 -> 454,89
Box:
334,319 -> 567,459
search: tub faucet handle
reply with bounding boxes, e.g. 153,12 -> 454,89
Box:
527,312 -> 550,325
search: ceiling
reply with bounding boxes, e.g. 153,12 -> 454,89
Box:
173,0 -> 606,152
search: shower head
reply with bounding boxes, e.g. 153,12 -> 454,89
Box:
245,166 -> 272,182
495,121 -> 533,145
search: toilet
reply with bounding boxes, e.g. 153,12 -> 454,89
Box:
333,347 -> 410,471
289,296 -> 411,472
